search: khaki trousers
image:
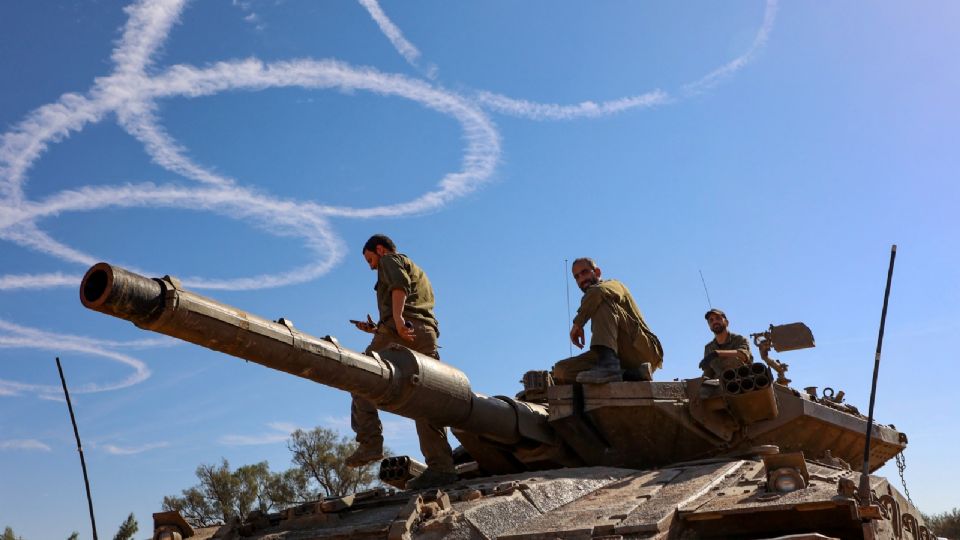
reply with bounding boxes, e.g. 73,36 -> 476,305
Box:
553,300 -> 663,384
351,319 -> 455,473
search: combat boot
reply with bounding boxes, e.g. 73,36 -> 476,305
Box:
405,467 -> 459,490
345,443 -> 384,468
576,346 -> 623,384
624,362 -> 653,381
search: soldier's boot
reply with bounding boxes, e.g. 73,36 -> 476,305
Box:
624,362 -> 653,382
576,346 -> 623,384
406,467 -> 459,490
345,443 -> 384,468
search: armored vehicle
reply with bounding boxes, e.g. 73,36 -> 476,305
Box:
80,263 -> 932,539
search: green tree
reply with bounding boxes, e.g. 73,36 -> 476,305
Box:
113,512 -> 138,540
2,526 -> 19,540
162,486 -> 217,528
163,459 -> 300,527
162,427 -> 381,528
924,507 -> 960,539
196,459 -> 240,523
288,427 -> 378,497
66,532 -> 78,540
266,467 -> 313,508
235,461 -> 272,518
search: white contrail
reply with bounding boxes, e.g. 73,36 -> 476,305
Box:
357,0 -> 778,120
0,272 -> 77,290
0,319 -> 173,349
682,0 -> 779,96
0,1 -> 501,295
3,182 -> 347,290
476,90 -> 671,121
0,320 -> 153,397
357,0 -> 421,65
111,0 -> 187,76
0,439 -> 52,452
100,442 -> 170,455
219,422 -> 300,446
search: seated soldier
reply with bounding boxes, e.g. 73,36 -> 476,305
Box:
552,258 -> 663,384
700,308 -> 753,378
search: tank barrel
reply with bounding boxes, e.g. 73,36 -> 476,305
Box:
80,263 -> 553,447
81,262 -> 395,402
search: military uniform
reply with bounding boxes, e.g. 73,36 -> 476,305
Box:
351,253 -> 455,473
553,279 -> 663,384
701,333 -> 753,378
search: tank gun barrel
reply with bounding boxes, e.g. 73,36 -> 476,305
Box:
79,263 -> 554,449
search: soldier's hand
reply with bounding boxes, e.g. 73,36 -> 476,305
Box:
570,324 -> 585,349
396,318 -> 415,342
351,314 -> 377,334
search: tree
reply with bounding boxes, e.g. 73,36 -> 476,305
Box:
162,486 -> 217,528
2,527 -> 19,540
924,507 -> 960,539
162,427 -> 382,529
163,459 -> 302,528
288,427 -> 378,497
196,459 -> 241,523
235,462 -> 272,519
113,513 -> 138,540
66,532 -> 78,540
265,467 -> 313,508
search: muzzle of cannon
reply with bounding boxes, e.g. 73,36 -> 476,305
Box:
80,263 -> 560,472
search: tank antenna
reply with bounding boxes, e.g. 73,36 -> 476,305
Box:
565,259 -> 572,357
57,357 -> 99,540
699,269 -> 713,308
858,245 -> 897,502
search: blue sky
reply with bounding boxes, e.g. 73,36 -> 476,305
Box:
1,1 -> 958,537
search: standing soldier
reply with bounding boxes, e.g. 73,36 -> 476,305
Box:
700,308 -> 753,378
553,257 -> 663,384
346,234 -> 457,489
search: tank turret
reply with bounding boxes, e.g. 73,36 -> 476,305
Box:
81,263 -> 930,539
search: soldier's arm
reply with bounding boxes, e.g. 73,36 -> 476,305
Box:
572,286 -> 604,328
391,289 -> 414,341
380,255 -> 412,295
381,256 -> 415,341
733,334 -> 754,362
714,336 -> 753,362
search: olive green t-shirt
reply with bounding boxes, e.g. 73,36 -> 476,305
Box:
375,253 -> 439,334
703,332 -> 753,363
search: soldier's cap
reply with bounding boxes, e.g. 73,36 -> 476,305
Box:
704,308 -> 727,320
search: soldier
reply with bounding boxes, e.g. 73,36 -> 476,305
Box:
700,308 -> 753,378
346,234 -> 457,489
552,258 -> 663,384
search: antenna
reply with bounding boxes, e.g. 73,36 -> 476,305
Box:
858,245 -> 897,502
57,357 -> 99,540
564,259 -> 572,357
699,269 -> 713,308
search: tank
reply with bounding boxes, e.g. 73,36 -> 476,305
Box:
79,263 -> 933,540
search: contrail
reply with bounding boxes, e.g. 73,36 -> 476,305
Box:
0,320 -> 155,397
0,0 -> 500,293
682,0 -> 779,96
0,0 -> 778,398
358,0 -> 779,120
356,0 -> 424,69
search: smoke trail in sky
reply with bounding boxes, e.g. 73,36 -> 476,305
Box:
358,0 -> 778,120
0,0 -> 777,396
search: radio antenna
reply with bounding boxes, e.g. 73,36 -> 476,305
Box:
57,357 -> 99,540
858,245 -> 897,501
699,269 -> 713,308
565,259 -> 572,356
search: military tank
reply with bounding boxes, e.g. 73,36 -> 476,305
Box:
79,263 -> 932,540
